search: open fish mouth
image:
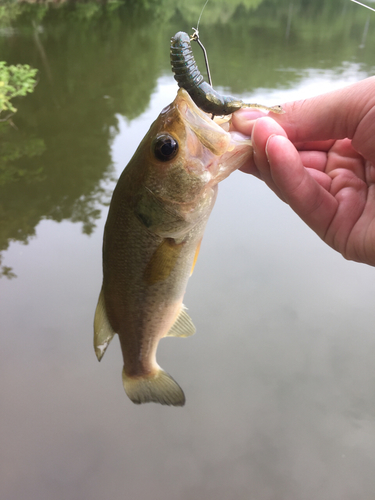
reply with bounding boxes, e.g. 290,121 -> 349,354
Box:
176,88 -> 252,153
175,88 -> 252,182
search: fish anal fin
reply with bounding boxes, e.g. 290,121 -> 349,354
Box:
143,238 -> 184,285
190,239 -> 202,276
122,367 -> 185,406
94,288 -> 115,361
165,304 -> 196,338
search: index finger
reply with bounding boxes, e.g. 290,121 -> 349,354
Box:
274,76 -> 375,161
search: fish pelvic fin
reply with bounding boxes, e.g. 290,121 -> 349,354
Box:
122,367 -> 185,406
165,304 -> 196,338
94,288 -> 115,361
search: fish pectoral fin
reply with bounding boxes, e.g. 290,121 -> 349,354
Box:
143,238 -> 184,285
165,304 -> 196,338
122,367 -> 185,406
93,288 -> 116,361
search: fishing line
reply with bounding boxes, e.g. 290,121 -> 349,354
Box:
191,0 -> 212,87
190,0 -> 215,118
351,0 -> 375,13
196,0 -> 210,33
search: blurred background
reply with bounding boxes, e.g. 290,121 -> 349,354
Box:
1,1 -> 375,499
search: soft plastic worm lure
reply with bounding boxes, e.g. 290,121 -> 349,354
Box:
170,31 -> 284,116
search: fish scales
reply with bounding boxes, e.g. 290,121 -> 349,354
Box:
94,88 -> 252,406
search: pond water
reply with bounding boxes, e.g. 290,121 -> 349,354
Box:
2,1 -> 375,499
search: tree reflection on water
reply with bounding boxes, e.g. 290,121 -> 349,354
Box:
0,0 -> 374,277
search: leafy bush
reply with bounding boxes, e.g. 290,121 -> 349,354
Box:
0,62 -> 38,119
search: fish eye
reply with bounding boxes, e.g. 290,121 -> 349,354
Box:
153,134 -> 179,162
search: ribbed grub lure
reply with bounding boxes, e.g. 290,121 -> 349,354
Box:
170,31 -> 284,116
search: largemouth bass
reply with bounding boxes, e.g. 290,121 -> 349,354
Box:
94,88 -> 252,406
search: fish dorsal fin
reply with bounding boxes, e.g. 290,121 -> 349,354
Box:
94,288 -> 116,361
165,305 -> 196,338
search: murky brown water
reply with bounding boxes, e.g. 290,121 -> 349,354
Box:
2,1 -> 375,499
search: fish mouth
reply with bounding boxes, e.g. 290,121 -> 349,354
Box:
175,88 -> 252,152
175,89 -> 230,156
174,89 -> 253,183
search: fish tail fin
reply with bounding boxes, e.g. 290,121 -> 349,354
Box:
122,367 -> 185,406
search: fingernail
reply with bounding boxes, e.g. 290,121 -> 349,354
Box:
265,134 -> 276,161
235,109 -> 268,121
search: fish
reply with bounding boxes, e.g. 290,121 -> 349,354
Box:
94,88 -> 252,406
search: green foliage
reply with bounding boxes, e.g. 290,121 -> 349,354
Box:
73,2 -> 102,22
0,0 -> 22,28
0,62 -> 38,119
173,0 -> 263,26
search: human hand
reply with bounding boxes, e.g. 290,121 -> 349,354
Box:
232,76 -> 375,266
